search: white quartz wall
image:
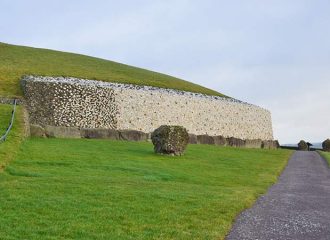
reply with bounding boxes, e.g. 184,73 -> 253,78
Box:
114,88 -> 273,140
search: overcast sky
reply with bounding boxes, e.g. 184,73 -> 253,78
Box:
1,0 -> 329,143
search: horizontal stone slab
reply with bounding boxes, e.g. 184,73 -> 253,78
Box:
45,125 -> 81,138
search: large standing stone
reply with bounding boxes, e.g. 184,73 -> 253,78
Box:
322,139 -> 330,152
151,125 -> 189,156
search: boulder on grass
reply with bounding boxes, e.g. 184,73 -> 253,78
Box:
298,140 -> 308,151
151,125 -> 189,156
322,139 -> 330,152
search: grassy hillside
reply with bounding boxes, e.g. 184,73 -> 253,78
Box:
0,138 -> 291,239
0,42 -> 226,98
0,104 -> 25,169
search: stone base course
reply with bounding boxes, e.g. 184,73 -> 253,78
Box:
29,124 -> 279,149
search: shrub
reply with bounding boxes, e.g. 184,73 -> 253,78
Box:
151,125 -> 189,156
298,140 -> 308,151
322,139 -> 330,152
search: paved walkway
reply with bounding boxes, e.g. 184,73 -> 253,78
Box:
226,151 -> 330,240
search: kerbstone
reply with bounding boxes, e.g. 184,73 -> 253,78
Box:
245,139 -> 262,148
227,137 -> 245,148
188,134 -> 198,144
213,135 -> 227,146
262,140 -> 280,149
30,124 -> 46,137
81,128 -> 119,140
119,130 -> 148,142
197,135 -> 215,145
45,126 -> 81,138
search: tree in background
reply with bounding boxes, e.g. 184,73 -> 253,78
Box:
322,139 -> 330,152
298,140 -> 308,151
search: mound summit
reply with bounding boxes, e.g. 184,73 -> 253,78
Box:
0,42 -> 226,98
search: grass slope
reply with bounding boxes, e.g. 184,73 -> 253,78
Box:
319,151 -> 330,166
0,42 -> 225,98
0,104 -> 25,169
0,138 -> 291,239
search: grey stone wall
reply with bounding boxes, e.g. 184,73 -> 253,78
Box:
22,77 -> 117,129
22,76 -> 274,140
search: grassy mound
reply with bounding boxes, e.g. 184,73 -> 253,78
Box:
0,42 -> 226,98
0,138 -> 291,239
0,104 -> 25,168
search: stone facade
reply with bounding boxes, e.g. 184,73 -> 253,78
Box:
22,76 -> 274,140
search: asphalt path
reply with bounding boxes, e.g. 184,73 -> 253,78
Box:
226,151 -> 330,240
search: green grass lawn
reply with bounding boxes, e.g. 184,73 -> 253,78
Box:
0,42 -> 225,98
319,151 -> 330,166
0,137 -> 292,240
0,104 -> 25,169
